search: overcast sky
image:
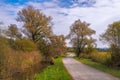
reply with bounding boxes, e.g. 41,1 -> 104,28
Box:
0,0 -> 120,47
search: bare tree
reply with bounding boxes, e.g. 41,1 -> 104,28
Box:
67,19 -> 96,57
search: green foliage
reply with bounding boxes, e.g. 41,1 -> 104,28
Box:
110,45 -> 120,67
37,38 -> 50,57
80,45 -> 97,59
67,47 -> 75,53
0,36 -> 10,54
11,39 -> 37,51
84,45 -> 96,54
34,57 -> 73,80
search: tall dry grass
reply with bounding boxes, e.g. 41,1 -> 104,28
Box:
90,51 -> 111,65
0,37 -> 42,80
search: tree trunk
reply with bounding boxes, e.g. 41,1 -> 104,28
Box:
76,47 -> 81,58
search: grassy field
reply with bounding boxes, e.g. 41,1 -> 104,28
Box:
34,57 -> 73,80
75,57 -> 120,78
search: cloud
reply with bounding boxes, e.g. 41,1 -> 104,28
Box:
71,0 -> 96,7
0,0 -> 120,47
0,3 -> 25,28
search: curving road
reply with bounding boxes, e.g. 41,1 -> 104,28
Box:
62,58 -> 120,80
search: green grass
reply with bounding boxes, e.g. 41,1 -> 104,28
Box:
75,57 -> 120,78
34,57 -> 73,80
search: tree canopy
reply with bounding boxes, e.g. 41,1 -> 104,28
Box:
100,21 -> 120,67
17,6 -> 53,43
5,24 -> 22,40
100,21 -> 120,47
67,19 -> 96,57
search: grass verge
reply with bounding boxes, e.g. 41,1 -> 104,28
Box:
75,57 -> 120,78
34,57 -> 73,80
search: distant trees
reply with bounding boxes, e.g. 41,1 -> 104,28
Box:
100,21 -> 120,67
67,19 -> 96,57
5,24 -> 22,40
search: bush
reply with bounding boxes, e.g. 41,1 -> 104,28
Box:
0,36 -> 13,79
110,45 -> 120,67
0,36 -> 42,80
11,51 -> 42,80
90,51 -> 111,65
11,39 -> 37,51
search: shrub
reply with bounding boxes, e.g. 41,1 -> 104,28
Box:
0,36 -> 42,80
90,51 -> 111,65
11,39 -> 37,51
11,51 -> 42,80
0,36 -> 12,79
110,44 -> 120,67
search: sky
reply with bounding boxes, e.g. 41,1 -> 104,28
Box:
0,0 -> 120,47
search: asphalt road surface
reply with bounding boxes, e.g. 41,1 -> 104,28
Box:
62,58 -> 120,80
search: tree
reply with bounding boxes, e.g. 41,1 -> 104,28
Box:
100,21 -> 120,66
5,24 -> 22,40
38,35 -> 66,60
17,6 -> 53,43
50,35 -> 67,57
100,21 -> 120,47
67,19 -> 96,57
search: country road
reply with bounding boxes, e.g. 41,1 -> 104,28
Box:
62,58 -> 120,80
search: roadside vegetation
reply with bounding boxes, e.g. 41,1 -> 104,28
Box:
35,57 -> 73,80
0,6 -> 66,80
0,36 -> 41,80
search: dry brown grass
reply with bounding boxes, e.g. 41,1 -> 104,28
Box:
90,51 -> 111,64
0,37 -> 42,80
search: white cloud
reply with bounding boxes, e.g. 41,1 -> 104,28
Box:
0,3 -> 25,28
0,0 -> 120,47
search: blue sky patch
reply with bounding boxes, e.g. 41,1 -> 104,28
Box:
3,0 -> 29,5
1,0 -> 96,8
